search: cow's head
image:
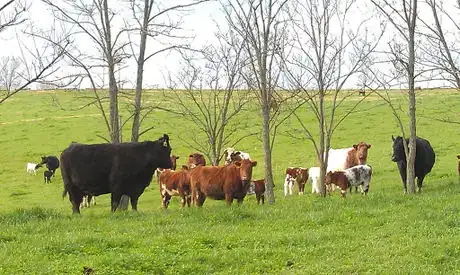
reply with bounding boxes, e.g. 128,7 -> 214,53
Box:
155,134 -> 172,169
170,155 -> 179,170
353,142 -> 371,164
188,153 -> 206,168
324,171 -> 334,185
391,135 -> 406,162
234,159 -> 257,184
223,148 -> 236,164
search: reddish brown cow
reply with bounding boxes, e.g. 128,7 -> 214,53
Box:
190,159 -> 257,206
284,167 -> 309,195
158,165 -> 191,208
324,171 -> 349,198
250,179 -> 266,204
457,155 -> 460,177
187,152 -> 206,168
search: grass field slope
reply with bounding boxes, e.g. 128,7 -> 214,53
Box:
0,89 -> 459,274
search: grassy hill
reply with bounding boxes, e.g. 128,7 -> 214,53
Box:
0,89 -> 459,274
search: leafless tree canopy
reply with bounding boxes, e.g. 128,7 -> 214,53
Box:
0,56 -> 21,91
0,0 -> 27,34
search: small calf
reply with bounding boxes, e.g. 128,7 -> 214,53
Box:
250,179 -> 266,204
308,167 -> 323,194
44,170 -> 53,183
325,165 -> 373,198
26,162 -> 39,175
284,167 -> 309,195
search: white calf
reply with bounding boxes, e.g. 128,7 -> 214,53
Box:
283,174 -> 296,196
308,167 -> 322,194
26,163 -> 38,175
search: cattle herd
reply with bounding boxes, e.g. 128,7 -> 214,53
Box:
23,133 -> 458,214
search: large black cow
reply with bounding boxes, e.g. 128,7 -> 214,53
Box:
391,135 -> 435,193
60,134 -> 172,214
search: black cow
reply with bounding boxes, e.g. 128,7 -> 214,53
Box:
38,155 -> 60,175
60,134 -> 172,214
391,135 -> 436,193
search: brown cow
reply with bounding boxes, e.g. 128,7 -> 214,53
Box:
324,171 -> 349,198
457,155 -> 460,178
250,179 -> 266,204
158,165 -> 191,208
190,159 -> 257,206
284,167 -> 309,195
187,152 -> 206,168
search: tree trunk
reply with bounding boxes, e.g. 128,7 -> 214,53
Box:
262,103 -> 275,204
131,0 -> 149,142
103,0 -> 120,144
406,0 -> 417,193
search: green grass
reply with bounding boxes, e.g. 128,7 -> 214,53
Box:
0,89 -> 459,274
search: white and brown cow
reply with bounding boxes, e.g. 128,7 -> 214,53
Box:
223,148 -> 251,165
284,167 -> 309,196
325,164 -> 373,198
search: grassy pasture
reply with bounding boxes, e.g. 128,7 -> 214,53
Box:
0,89 -> 459,274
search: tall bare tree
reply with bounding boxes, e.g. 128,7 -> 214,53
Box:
284,0 -> 382,196
222,0 -> 289,204
0,56 -> 21,91
165,27 -> 253,165
0,0 -> 70,104
370,0 -> 419,193
41,0 -> 129,143
126,0 -> 210,142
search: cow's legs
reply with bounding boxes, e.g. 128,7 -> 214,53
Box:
299,183 -> 305,195
417,175 -> 425,193
69,187 -> 83,214
225,193 -> 234,206
111,193 -> 122,212
236,197 -> 244,205
397,162 -> 408,194
261,194 -> 265,205
185,195 -> 191,207
130,195 -> 139,211
162,194 -> 171,208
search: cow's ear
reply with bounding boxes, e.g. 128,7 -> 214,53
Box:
391,135 -> 395,141
367,144 -> 371,149
181,165 -> 189,170
176,156 -> 180,159
189,154 -> 194,157
353,144 -> 358,150
234,161 -> 242,167
251,161 -> 257,167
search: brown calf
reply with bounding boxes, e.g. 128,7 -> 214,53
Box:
190,159 -> 257,206
285,167 -> 309,194
324,171 -> 349,198
158,165 -> 191,208
251,179 -> 266,204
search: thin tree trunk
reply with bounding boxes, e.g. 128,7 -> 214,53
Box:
406,0 -> 417,193
131,0 -> 150,142
262,103 -> 275,204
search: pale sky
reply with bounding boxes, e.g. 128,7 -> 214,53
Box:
1,0 -> 458,90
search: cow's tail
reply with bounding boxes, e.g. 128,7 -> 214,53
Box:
60,153 -> 71,199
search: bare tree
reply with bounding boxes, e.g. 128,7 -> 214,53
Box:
41,0 -> 129,143
0,56 -> 21,91
126,0 -> 211,142
0,0 -> 26,33
283,0 -> 382,196
165,28 -> 253,166
369,0 -> 419,193
0,1 -> 71,104
222,0 -> 289,204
